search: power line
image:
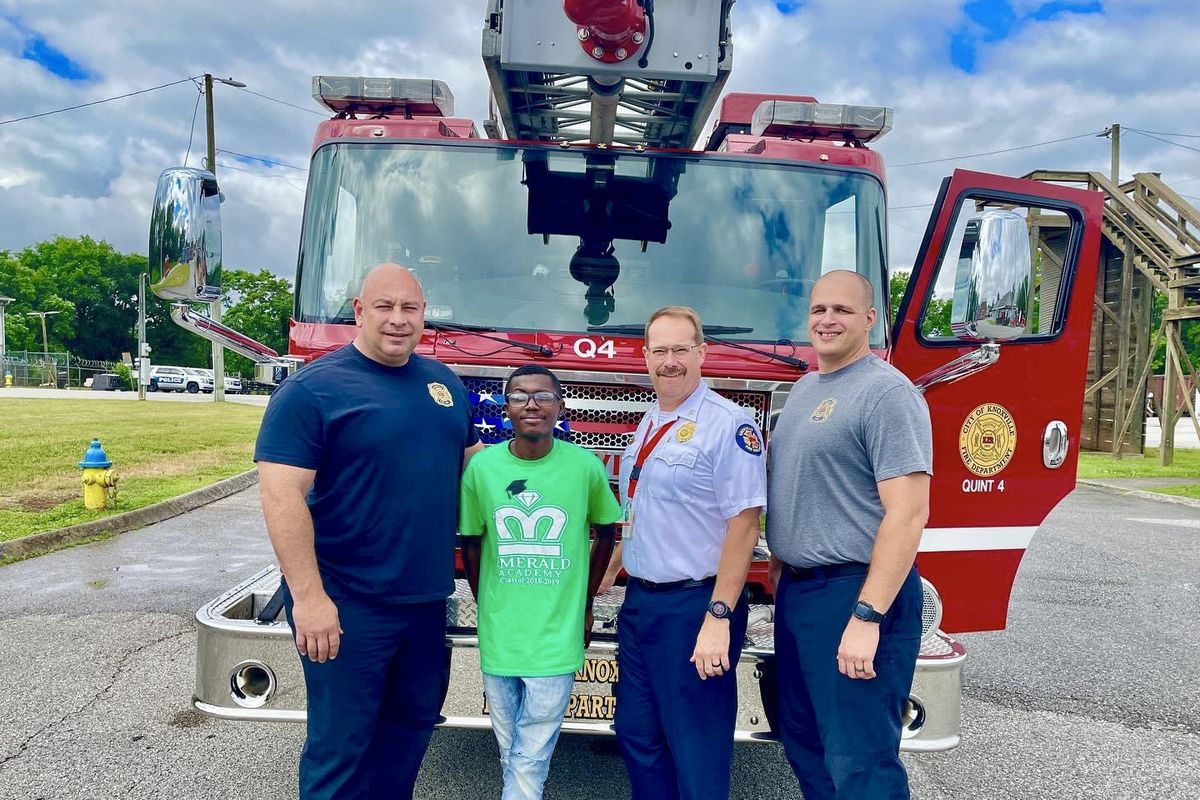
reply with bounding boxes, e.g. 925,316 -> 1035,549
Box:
215,160 -> 306,191
889,130 -> 1103,168
0,75 -> 201,126
1126,128 -> 1200,156
1125,128 -> 1200,139
216,148 -> 308,171
183,80 -> 203,167
234,86 -> 326,118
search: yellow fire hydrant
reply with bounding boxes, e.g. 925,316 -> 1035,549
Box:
79,438 -> 119,510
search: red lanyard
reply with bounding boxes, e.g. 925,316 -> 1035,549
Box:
626,419 -> 677,500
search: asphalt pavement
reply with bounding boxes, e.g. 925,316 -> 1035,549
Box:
0,487 -> 1197,799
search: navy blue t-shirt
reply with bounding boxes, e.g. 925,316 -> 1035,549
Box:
253,343 -> 479,603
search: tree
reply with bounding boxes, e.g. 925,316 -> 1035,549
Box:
1149,291 -> 1199,377
889,270 -> 952,336
220,269 -> 294,378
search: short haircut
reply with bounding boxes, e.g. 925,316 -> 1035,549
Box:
645,306 -> 703,344
505,364 -> 563,397
819,269 -> 875,310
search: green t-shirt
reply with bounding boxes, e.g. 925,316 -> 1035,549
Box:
459,440 -> 622,677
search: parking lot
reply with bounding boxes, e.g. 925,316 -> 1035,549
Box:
0,483 -> 1197,799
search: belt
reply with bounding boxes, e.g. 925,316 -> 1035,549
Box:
631,575 -> 717,593
782,562 -> 869,581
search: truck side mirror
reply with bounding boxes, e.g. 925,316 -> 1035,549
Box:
149,167 -> 223,302
949,208 -> 1032,343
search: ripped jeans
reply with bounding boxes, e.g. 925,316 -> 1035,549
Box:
482,672 -> 575,800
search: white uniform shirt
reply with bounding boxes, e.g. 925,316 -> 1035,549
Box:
618,381 -> 767,582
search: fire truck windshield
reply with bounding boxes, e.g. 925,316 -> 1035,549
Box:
296,141 -> 886,346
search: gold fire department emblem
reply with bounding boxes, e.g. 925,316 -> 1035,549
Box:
959,403 -> 1017,476
810,397 -> 837,423
427,382 -> 454,408
676,421 -> 696,443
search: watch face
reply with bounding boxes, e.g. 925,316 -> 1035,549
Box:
709,600 -> 730,618
853,601 -> 882,622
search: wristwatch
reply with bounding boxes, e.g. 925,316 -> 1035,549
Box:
851,600 -> 885,624
707,600 -> 732,620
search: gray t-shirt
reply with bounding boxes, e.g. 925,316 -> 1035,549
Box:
766,354 -> 932,568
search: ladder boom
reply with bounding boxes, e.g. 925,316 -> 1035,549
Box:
482,0 -> 734,148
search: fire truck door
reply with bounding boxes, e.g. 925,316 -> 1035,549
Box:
889,169 -> 1104,633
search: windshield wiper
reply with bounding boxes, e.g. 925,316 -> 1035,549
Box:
422,319 -> 496,332
703,334 -> 807,370
424,319 -> 552,357
587,323 -> 755,336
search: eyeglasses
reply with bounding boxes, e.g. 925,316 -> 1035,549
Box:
643,344 -> 703,359
505,390 -> 561,407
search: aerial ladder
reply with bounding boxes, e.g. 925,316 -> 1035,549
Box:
482,0 -> 734,148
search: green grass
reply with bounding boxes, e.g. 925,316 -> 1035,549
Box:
1146,485 -> 1200,500
0,398 -> 263,542
1077,448 -> 1200,479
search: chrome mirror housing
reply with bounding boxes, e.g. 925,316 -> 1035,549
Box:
949,209 -> 1032,343
149,167 -> 223,302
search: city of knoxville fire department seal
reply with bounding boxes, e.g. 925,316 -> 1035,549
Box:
676,421 -> 696,443
427,382 -> 454,408
959,403 -> 1017,476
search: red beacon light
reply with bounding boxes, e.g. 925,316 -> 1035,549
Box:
751,100 -> 894,145
311,76 -> 455,118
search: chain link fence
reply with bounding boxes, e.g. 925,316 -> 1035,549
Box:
1,351 -> 123,389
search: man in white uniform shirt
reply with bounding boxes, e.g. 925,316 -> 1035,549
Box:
605,306 -> 766,800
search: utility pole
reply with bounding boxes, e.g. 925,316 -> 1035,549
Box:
203,73 -> 246,403
1107,123 -> 1120,184
137,272 -> 148,401
26,309 -> 60,387
0,295 -> 12,383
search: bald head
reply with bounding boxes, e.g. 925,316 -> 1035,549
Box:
359,262 -> 424,304
352,262 -> 426,367
815,270 -> 874,311
808,269 -> 877,373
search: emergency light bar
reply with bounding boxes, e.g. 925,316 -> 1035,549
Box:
751,100 -> 893,143
311,76 -> 454,117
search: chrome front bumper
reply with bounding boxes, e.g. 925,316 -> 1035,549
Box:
194,567 -> 964,750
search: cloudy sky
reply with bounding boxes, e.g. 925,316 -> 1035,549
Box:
1,0 -> 1198,280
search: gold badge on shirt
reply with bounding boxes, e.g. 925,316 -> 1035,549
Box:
810,397 -> 837,423
427,382 -> 454,407
676,421 -> 696,443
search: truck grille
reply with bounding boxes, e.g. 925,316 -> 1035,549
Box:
462,376 -> 769,451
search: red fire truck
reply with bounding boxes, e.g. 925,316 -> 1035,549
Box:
148,0 -> 1103,751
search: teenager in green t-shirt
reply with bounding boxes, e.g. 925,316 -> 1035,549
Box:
460,365 -> 621,800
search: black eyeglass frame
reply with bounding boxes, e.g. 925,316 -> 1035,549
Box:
504,390 -> 562,408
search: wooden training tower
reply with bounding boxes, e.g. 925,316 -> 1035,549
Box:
1026,171 -> 1200,464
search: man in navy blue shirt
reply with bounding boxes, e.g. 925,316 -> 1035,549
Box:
254,263 -> 481,800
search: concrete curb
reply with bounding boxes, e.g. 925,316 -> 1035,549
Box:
1076,479 -> 1200,509
0,468 -> 260,563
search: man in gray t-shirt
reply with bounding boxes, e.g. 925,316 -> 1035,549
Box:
766,270 -> 932,800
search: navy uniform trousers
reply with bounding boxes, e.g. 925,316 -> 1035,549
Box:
283,582 -> 448,800
774,565 -> 922,800
614,580 -> 749,800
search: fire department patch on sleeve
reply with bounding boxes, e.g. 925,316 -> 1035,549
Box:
735,424 -> 763,456
959,403 -> 1016,476
427,382 -> 454,407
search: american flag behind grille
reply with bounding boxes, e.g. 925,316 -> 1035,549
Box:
463,377 -> 768,450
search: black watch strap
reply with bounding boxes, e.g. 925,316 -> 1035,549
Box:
852,600 -> 885,624
707,599 -> 731,619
